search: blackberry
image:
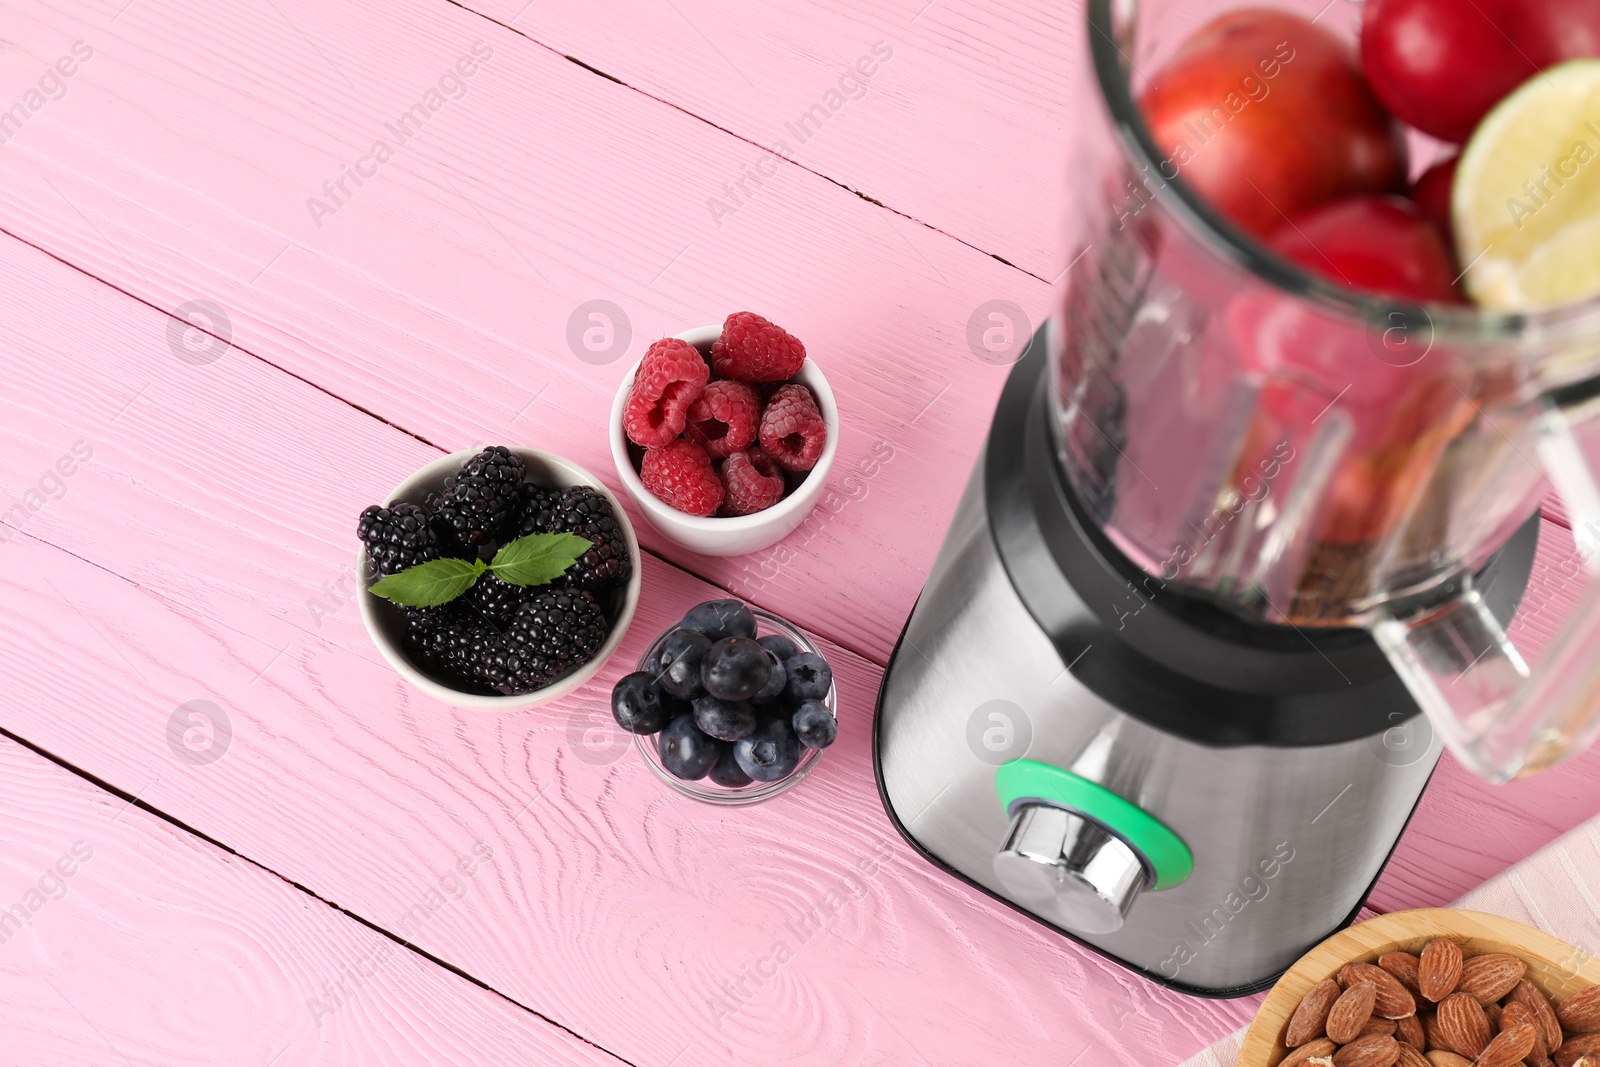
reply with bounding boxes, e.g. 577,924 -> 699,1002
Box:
503,588 -> 609,690
436,446 -> 526,547
458,571 -> 527,629
404,615 -> 506,695
358,502 -> 445,576
514,485 -> 632,590
401,603 -> 457,639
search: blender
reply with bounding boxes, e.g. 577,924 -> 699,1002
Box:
874,0 -> 1600,994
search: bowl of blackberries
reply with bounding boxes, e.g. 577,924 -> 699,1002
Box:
611,599 -> 838,804
356,445 -> 641,710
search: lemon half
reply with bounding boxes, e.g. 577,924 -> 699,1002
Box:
1454,59 -> 1600,311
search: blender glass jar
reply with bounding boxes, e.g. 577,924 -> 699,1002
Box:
1053,0 -> 1600,779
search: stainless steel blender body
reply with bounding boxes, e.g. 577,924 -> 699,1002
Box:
873,329 -> 1538,995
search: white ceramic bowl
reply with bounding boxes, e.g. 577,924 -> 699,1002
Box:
358,447 -> 642,711
609,325 -> 840,557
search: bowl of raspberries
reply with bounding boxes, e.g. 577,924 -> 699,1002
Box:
356,445 -> 641,710
609,312 -> 838,557
610,598 -> 838,805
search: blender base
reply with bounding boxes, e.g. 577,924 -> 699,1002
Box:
871,327 -> 1539,995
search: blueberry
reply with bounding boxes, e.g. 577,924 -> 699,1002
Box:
692,695 -> 758,742
611,672 -> 669,734
653,628 -> 712,700
733,717 -> 801,783
658,714 -> 723,780
748,699 -> 788,725
662,690 -> 694,721
791,700 -> 837,749
782,652 -> 833,704
680,599 -> 757,642
750,651 -> 786,703
702,637 -> 771,701
757,634 -> 800,661
707,749 -> 754,788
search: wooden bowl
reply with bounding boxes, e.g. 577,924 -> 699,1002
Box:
1236,908 -> 1600,1066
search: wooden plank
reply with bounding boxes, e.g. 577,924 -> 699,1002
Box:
0,231 -> 1253,1065
0,0 -> 1047,665
0,734 -> 617,1066
2,207 -> 1595,1060
467,0 -> 1082,280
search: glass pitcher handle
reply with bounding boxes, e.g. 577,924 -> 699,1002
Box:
1371,391 -> 1600,782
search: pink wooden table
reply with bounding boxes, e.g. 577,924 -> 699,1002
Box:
0,0 -> 1595,1063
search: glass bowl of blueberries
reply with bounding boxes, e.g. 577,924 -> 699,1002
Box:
611,599 -> 838,805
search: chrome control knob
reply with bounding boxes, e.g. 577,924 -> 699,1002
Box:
992,803 -> 1149,935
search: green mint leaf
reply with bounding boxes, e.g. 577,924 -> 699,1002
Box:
488,532 -> 593,587
368,557 -> 486,607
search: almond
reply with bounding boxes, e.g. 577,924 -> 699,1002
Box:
1419,940 -> 1464,1002
1330,984 -> 1381,1043
1508,980 -> 1564,1053
1359,1017 -> 1399,1038
1333,1033 -> 1401,1067
1560,986 -> 1600,1034
1289,979 -> 1345,1046
1424,1053 -> 1472,1067
1482,1002 -> 1501,1030
1343,962 -> 1420,1020
1502,1001 -> 1550,1065
1395,1012 -> 1426,1049
1283,1038 -> 1339,1067
1556,1034 -> 1600,1067
1457,954 -> 1526,1006
1427,1011 -> 1452,1049
1477,1022 -> 1537,1067
1394,1045 -> 1430,1067
1382,952 -> 1425,995
1434,993 -> 1492,1058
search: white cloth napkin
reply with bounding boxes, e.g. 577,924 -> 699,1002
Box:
1179,815 -> 1600,1067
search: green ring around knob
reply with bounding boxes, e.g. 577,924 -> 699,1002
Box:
994,759 -> 1193,891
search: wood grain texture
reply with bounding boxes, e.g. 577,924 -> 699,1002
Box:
0,231 -> 1255,1064
0,0 -> 1047,664
464,0 -> 1081,280
0,242 -> 1588,1061
0,735 -> 617,1066
1,0 -> 1598,1063
1234,909 -> 1600,1067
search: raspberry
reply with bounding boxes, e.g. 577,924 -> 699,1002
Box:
358,502 -> 445,576
437,445 -> 526,547
624,338 -> 709,448
640,439 -> 724,517
711,312 -> 806,382
685,380 -> 760,460
758,384 -> 827,471
720,447 -> 786,516
513,485 -> 632,590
